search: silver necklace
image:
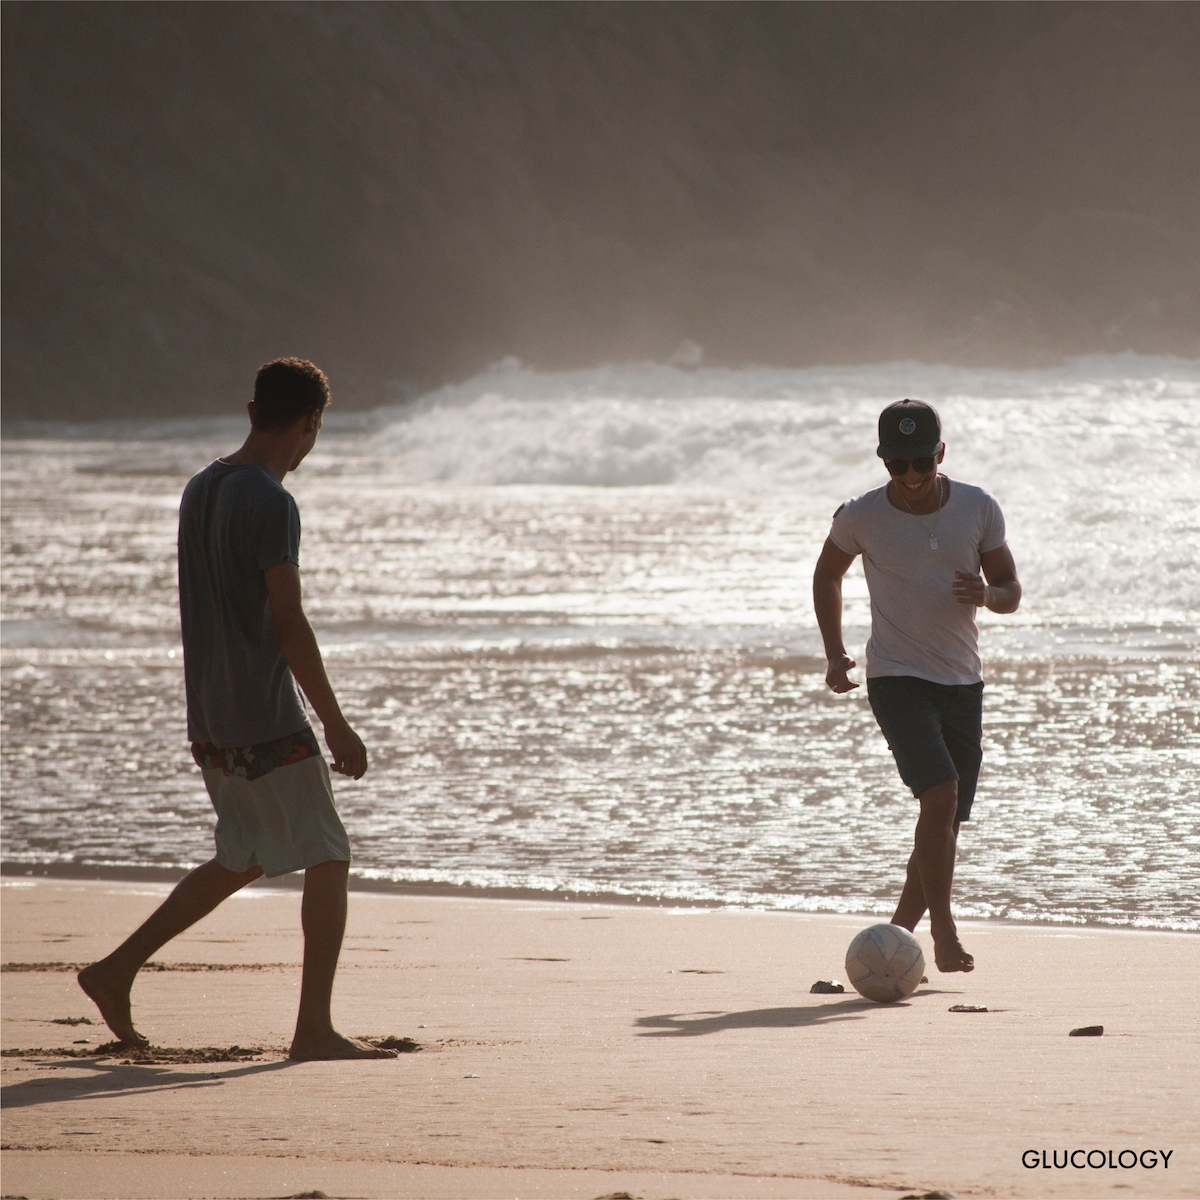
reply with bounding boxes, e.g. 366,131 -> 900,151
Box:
895,474 -> 945,549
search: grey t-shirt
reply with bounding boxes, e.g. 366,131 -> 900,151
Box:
178,460 -> 308,746
829,478 -> 1007,685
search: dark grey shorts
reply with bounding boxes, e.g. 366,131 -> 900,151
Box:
866,675 -> 984,822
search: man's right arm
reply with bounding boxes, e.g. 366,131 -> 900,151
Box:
264,560 -> 368,779
813,537 -> 860,693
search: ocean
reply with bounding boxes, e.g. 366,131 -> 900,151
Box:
3,355 -> 1198,929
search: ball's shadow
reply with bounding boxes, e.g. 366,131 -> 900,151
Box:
634,993 -> 944,1038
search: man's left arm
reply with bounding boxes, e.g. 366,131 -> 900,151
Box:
953,545 -> 1021,614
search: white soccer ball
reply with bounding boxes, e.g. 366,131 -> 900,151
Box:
845,923 -> 926,1003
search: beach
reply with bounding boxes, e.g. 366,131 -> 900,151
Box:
3,359 -> 1198,1198
5,7 -> 1200,1195
2,877 -> 1196,1199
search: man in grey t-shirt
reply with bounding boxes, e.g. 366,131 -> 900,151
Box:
178,456 -> 309,746
813,400 -> 1021,974
79,358 -> 395,1061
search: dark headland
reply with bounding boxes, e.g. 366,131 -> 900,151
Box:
3,2 -> 1199,421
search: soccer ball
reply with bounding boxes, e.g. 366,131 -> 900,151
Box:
845,923 -> 925,1003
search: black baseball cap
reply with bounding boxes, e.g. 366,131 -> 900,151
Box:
877,399 -> 942,459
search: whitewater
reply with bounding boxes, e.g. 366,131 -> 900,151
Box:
3,355 -> 1198,928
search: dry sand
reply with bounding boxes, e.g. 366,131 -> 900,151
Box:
1,877 -> 1196,1199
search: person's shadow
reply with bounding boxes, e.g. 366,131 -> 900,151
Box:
1,1055 -> 294,1110
635,992 -> 950,1037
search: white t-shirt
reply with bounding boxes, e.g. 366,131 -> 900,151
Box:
828,478 -> 1007,685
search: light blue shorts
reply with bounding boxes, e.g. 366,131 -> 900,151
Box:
202,754 -> 351,877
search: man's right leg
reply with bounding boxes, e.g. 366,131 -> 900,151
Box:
288,859 -> 396,1060
78,858 -> 263,1043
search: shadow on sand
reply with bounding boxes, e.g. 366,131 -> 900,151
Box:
635,989 -> 958,1037
1,1056 -> 294,1109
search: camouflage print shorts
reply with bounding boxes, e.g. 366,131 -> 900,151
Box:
190,726 -> 322,782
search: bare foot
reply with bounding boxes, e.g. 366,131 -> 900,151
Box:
77,962 -> 148,1045
934,938 -> 975,973
288,1030 -> 399,1062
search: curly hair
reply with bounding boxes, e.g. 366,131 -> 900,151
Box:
251,358 -> 330,431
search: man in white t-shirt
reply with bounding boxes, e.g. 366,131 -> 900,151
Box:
812,399 -> 1021,973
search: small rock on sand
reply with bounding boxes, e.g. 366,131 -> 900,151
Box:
1069,1025 -> 1104,1037
809,979 -> 845,993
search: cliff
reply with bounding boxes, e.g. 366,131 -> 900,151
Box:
3,2 -> 1198,418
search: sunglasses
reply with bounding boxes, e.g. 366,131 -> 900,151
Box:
884,456 -> 937,476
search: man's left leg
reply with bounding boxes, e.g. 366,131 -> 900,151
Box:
891,819 -> 960,932
894,781 -> 973,972
911,680 -> 982,971
288,859 -> 397,1060
888,679 -> 981,971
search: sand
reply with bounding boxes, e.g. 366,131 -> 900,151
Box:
2,877 -> 1196,1199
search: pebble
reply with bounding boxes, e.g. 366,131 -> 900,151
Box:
1069,1025 -> 1104,1037
809,980 -> 845,994
948,1005 -> 988,1013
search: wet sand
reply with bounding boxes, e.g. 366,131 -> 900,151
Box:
2,878 -> 1196,1199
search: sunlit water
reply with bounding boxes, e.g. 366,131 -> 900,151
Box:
3,356 -> 1199,929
